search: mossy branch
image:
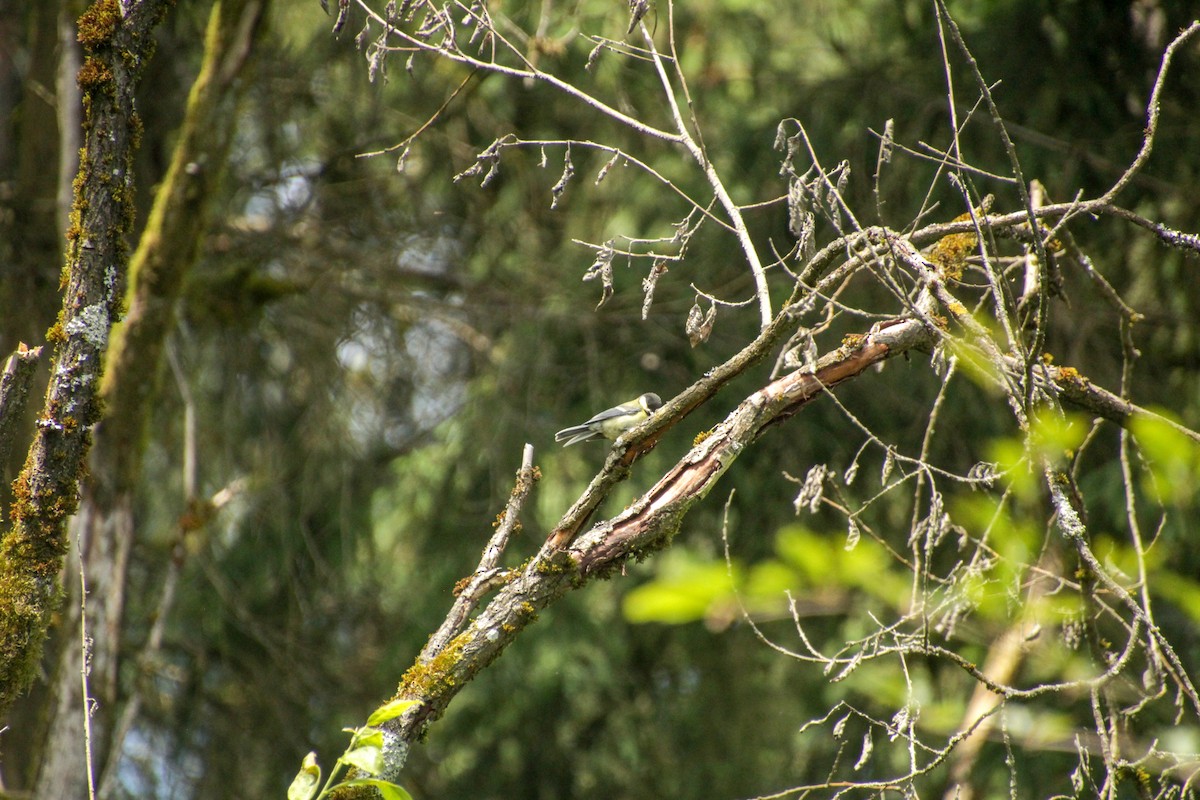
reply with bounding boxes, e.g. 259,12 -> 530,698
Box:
370,315 -> 934,783
97,0 -> 267,501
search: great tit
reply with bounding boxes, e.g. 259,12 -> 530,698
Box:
555,393 -> 662,447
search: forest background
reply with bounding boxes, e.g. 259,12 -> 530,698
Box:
1,0 -> 1200,798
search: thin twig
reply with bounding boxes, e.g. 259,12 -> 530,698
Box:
1100,21 -> 1200,204
355,0 -> 684,144
421,443 -> 538,661
79,533 -> 97,800
638,21 -> 773,328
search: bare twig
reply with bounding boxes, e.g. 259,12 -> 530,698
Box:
1100,21 -> 1200,204
1045,463 -> 1200,720
421,443 -> 538,661
935,0 -> 1050,411
78,531 -> 97,800
637,20 -> 773,328
354,0 -> 683,144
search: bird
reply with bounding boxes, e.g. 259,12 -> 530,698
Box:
555,393 -> 662,446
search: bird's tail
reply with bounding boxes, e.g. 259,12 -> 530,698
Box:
554,424 -> 596,446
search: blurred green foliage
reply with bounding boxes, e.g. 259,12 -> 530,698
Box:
204,0 -> 1200,793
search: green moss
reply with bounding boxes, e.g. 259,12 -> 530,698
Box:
0,568 -> 52,709
76,57 -> 113,91
7,472 -> 32,524
841,333 -> 865,349
6,473 -> 72,555
580,556 -> 626,581
395,634 -> 467,698
77,0 -> 121,49
46,316 -> 66,345
130,110 -> 143,149
533,556 -> 572,576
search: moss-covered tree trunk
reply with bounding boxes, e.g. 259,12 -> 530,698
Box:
0,0 -> 171,719
30,1 -> 268,796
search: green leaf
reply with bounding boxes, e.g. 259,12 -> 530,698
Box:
1148,573 -> 1200,623
772,524 -> 907,606
1029,409 -> 1087,464
286,752 -> 321,800
351,727 -> 384,749
367,698 -> 418,726
744,560 -> 798,599
988,437 -> 1034,499
338,778 -> 415,800
622,553 -> 735,624
340,744 -> 384,776
774,525 -> 828,580
1131,412 -> 1200,507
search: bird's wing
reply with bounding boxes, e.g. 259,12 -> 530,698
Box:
582,403 -> 637,425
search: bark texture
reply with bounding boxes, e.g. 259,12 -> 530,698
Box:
31,1 -> 268,796
0,0 -> 172,723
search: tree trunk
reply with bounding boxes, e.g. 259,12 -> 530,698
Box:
0,0 -> 172,724
31,2 -> 268,795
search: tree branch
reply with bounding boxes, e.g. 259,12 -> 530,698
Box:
97,0 -> 267,501
1045,364 -> 1200,444
421,444 -> 538,661
353,0 -> 683,145
638,16 -> 773,329
378,314 -> 935,770
0,346 -> 44,487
